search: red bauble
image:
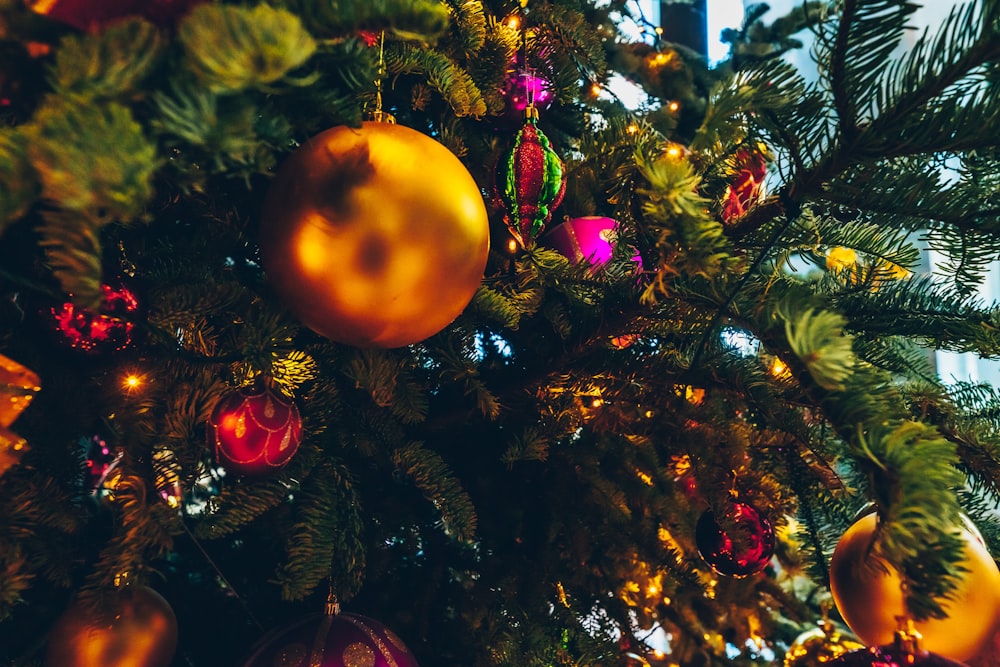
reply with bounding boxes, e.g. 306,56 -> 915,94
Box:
27,0 -> 202,30
243,610 -> 420,667
207,384 -> 303,477
695,502 -> 775,577
44,586 -> 177,667
47,281 -> 140,354
828,645 -> 969,667
721,149 -> 767,223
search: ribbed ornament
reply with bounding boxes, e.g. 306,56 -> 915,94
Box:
495,107 -> 566,249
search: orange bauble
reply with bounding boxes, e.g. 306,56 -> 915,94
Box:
259,121 -> 490,348
829,512 -> 1000,662
44,586 -> 178,667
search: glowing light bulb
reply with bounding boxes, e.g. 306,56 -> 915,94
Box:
665,144 -> 683,159
506,14 -> 520,29
590,82 -> 602,97
508,239 -> 518,254
770,358 -> 788,377
627,123 -> 639,134
123,373 -> 143,391
667,101 -> 680,112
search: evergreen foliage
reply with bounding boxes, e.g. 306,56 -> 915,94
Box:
1,0 -> 1000,665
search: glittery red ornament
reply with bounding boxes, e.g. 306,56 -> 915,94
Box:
47,281 -> 140,354
207,384 -> 302,478
695,502 -> 775,577
828,644 -> 969,667
26,0 -> 202,30
495,109 -> 566,248
242,607 -> 420,667
721,149 -> 768,223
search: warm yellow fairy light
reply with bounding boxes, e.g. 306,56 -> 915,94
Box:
590,82 -> 602,96
627,123 -> 639,134
647,583 -> 659,596
506,14 -> 520,29
508,239 -> 517,253
770,358 -> 788,377
649,52 -> 673,67
123,373 -> 144,391
655,26 -> 663,35
667,100 -> 680,112
665,144 -> 683,159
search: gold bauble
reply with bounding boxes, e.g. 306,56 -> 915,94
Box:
783,622 -> 864,666
259,120 -> 490,348
44,585 -> 178,667
829,512 -> 1000,662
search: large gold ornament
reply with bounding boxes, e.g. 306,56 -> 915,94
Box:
44,585 -> 178,667
259,120 -> 490,348
829,512 -> 1000,662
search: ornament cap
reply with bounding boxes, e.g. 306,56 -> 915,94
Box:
325,592 -> 341,617
523,104 -> 539,121
368,109 -> 396,124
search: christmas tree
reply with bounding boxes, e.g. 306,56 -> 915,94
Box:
1,0 -> 1000,664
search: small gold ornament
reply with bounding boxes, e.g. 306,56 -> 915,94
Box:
784,620 -> 864,666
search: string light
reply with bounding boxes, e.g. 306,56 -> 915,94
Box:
770,358 -> 788,377
122,372 -> 145,392
667,100 -> 680,112
590,82 -> 602,97
665,143 -> 683,159
506,14 -> 520,29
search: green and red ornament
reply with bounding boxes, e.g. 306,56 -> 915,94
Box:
46,280 -> 141,355
495,106 -> 566,249
207,383 -> 303,478
243,597 -> 419,667
695,502 -> 775,577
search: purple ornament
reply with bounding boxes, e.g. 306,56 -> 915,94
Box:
828,645 -> 969,666
243,610 -> 419,667
502,69 -> 554,117
695,502 -> 775,577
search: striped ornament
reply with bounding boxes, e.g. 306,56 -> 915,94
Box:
496,109 -> 566,249
243,610 -> 419,667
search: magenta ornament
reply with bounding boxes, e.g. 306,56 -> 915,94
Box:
243,610 -> 420,667
502,69 -> 554,118
828,645 -> 969,667
541,216 -> 643,270
695,502 -> 775,577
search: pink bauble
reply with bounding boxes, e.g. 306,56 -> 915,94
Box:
207,384 -> 302,477
828,645 -> 969,667
541,216 -> 642,269
502,69 -> 554,117
243,611 -> 420,667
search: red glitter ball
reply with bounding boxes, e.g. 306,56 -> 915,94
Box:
695,502 -> 775,577
49,281 -> 140,354
208,384 -> 303,478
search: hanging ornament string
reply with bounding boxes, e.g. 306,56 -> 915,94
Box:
370,30 -> 394,124
178,519 -> 265,632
